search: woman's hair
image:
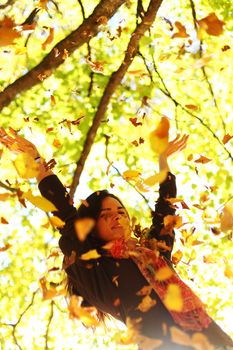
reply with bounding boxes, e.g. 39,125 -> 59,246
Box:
61,189 -> 128,329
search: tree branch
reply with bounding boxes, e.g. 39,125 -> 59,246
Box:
138,49 -> 232,161
69,0 -> 164,199
189,0 -> 227,133
0,0 -> 126,111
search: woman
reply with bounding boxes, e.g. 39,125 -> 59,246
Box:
0,127 -> 232,350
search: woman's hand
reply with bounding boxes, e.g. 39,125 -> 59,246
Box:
160,134 -> 189,158
158,134 -> 189,172
0,127 -> 41,159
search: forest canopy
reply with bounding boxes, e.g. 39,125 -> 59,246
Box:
0,0 -> 233,349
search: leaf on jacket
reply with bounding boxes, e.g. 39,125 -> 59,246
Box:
80,249 -> 101,260
164,284 -> 183,312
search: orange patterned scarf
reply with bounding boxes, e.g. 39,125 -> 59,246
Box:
106,237 -> 212,332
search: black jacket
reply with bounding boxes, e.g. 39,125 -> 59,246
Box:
38,172 -> 233,349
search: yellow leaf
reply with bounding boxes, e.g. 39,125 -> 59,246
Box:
164,284 -> 183,311
12,153 -> 41,179
149,116 -> 170,154
74,218 -> 95,241
137,295 -> 157,312
220,198 -> 233,232
68,295 -> 99,327
191,332 -> 215,350
156,267 -> 173,281
224,264 -> 233,280
49,216 -> 65,228
21,190 -> 58,212
170,326 -> 192,346
143,169 -> 168,187
80,249 -> 101,260
172,250 -> 183,265
123,170 -> 141,181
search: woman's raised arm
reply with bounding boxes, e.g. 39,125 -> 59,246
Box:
148,134 -> 189,260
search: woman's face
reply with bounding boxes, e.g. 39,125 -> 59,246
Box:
96,196 -> 131,242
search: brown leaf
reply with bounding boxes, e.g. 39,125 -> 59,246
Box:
129,117 -> 142,127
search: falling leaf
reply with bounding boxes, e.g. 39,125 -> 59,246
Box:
143,170 -> 168,187
193,56 -> 212,69
170,326 -> 192,346
12,153 -> 41,179
136,285 -> 153,296
74,218 -> 95,241
164,284 -> 183,311
21,190 -> 58,212
191,332 -> 215,350
0,243 -> 12,252
1,217 -> 9,224
68,295 -> 99,327
197,13 -> 225,38
42,27 -> 54,50
224,264 -> 233,280
39,276 -> 66,300
80,249 -> 101,260
149,116 -> 170,154
194,155 -> 212,164
137,295 -> 157,312
156,267 -> 173,281
129,117 -> 143,127
123,170 -> 141,181
220,198 -> 233,232
221,45 -> 230,52
172,250 -> 183,265
112,275 -> 119,287
50,95 -> 56,105
187,154 -> 193,161
164,215 -> 183,230
0,16 -> 21,47
53,139 -> 61,148
185,104 -> 199,111
81,199 -> 89,207
203,255 -> 217,264
49,216 -> 65,228
222,134 -> 233,144
172,21 -> 189,39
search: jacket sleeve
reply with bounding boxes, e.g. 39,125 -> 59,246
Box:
38,174 -> 93,257
147,171 -> 177,260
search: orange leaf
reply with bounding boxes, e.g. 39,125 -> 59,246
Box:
222,134 -> 233,144
171,250 -> 183,265
136,285 -> 153,296
50,95 -> 56,105
1,217 -> 9,224
0,243 -> 12,252
197,13 -> 225,37
74,218 -> 95,241
137,295 -> 157,312
172,21 -> 189,39
194,155 -> 212,164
